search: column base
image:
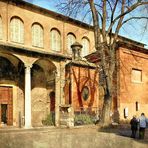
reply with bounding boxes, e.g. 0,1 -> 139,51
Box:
24,125 -> 33,129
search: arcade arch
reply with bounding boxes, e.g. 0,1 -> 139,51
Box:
31,58 -> 57,126
0,52 -> 24,126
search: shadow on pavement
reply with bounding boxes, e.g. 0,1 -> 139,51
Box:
97,123 -> 148,144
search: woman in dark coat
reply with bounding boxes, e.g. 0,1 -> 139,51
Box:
130,115 -> 138,138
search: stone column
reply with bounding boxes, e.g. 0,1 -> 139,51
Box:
24,64 -> 32,128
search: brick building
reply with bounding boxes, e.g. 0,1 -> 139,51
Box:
0,0 -> 147,128
86,42 -> 148,122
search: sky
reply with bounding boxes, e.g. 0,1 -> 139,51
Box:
24,0 -> 148,48
24,0 -> 56,11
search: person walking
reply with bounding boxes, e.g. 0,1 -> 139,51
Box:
138,113 -> 148,139
130,115 -> 138,138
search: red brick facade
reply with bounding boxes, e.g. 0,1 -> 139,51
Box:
118,44 -> 148,121
65,63 -> 100,111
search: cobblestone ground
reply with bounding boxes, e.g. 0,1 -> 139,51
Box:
0,125 -> 148,148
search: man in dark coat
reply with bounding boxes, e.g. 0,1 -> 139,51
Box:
130,115 -> 138,138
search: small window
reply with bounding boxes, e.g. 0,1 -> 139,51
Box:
10,17 -> 24,43
67,33 -> 76,54
82,86 -> 89,101
32,23 -> 43,48
81,37 -> 90,57
0,16 -> 3,40
136,101 -> 140,111
50,29 -> 61,52
131,69 -> 142,82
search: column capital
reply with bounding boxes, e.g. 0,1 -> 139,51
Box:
24,64 -> 32,69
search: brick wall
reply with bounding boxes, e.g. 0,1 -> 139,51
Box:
118,47 -> 148,120
65,65 -> 100,111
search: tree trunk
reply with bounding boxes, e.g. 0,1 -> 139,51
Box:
101,94 -> 112,125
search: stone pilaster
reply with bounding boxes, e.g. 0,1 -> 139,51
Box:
55,67 -> 60,127
60,61 -> 66,105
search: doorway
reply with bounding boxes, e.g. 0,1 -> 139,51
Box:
50,91 -> 55,112
0,86 -> 13,125
1,104 -> 7,124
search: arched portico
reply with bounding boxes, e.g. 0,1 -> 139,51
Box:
0,50 -> 67,128
0,52 -> 24,127
31,58 -> 57,126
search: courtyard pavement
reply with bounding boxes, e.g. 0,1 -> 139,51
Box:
0,124 -> 148,148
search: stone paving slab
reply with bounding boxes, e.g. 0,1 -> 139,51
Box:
0,125 -> 148,148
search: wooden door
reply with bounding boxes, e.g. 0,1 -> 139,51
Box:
0,86 -> 13,125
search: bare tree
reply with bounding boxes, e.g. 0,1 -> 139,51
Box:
57,0 -> 148,125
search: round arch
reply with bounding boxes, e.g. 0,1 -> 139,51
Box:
67,32 -> 76,53
10,16 -> 24,23
10,16 -> 24,43
31,58 -> 57,127
81,36 -> 90,57
31,22 -> 43,29
67,32 -> 76,38
31,22 -> 44,48
33,58 -> 56,72
0,52 -> 24,68
50,28 -> 61,52
50,27 -> 61,35
0,52 -> 25,126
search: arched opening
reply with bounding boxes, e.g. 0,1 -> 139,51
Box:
0,53 -> 24,126
50,28 -> 61,52
81,37 -> 90,57
31,22 -> 44,48
10,16 -> 24,44
67,33 -> 76,54
31,58 -> 56,126
0,57 -> 17,80
49,91 -> 55,112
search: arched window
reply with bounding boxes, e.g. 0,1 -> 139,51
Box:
10,17 -> 24,43
67,33 -> 76,54
81,37 -> 90,57
32,23 -> 43,48
50,29 -> 61,52
0,16 -> 2,40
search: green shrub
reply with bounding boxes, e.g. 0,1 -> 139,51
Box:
74,114 -> 94,125
42,113 -> 55,126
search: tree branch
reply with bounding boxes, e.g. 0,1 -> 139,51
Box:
107,1 -> 148,35
121,16 -> 148,26
102,0 -> 107,41
113,0 -> 125,42
106,0 -> 113,12
88,0 -> 102,48
108,0 -> 118,45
